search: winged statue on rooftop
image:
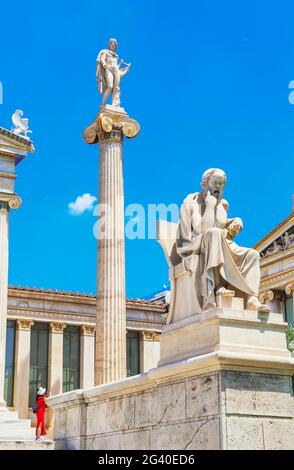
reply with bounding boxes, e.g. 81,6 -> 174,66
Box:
11,110 -> 32,138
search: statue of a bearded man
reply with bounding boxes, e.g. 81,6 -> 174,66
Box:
176,168 -> 270,313
96,38 -> 131,108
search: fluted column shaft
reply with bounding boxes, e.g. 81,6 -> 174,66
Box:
13,319 -> 34,418
0,129 -> 33,416
83,108 -> 139,385
0,203 -> 9,407
81,325 -> 95,388
96,137 -> 126,384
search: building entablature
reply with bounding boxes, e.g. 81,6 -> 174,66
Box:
7,286 -> 167,331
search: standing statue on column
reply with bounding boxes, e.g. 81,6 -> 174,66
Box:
96,38 -> 131,108
176,168 -> 270,313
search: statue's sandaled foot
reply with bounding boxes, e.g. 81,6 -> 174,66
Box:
215,286 -> 235,297
247,296 -> 270,313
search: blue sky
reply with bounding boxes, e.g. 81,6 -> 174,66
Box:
1,0 -> 293,298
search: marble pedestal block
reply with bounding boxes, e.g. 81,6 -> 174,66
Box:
159,298 -> 292,369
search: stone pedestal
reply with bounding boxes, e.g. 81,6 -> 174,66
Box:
83,107 -> 140,385
159,297 -> 291,368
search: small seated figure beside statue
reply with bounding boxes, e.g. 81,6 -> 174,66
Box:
157,168 -> 270,325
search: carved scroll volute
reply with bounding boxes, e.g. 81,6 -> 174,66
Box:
285,283 -> 294,296
100,115 -> 113,133
81,324 -> 95,336
122,118 -> 140,139
83,121 -> 98,144
259,290 -> 274,303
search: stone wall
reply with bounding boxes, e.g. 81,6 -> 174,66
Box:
48,306 -> 294,450
49,362 -> 294,450
52,370 -> 221,450
221,371 -> 294,450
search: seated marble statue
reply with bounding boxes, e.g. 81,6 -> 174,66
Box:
176,168 -> 270,313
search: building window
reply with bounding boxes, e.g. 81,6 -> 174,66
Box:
4,320 -> 16,407
285,297 -> 294,326
127,331 -> 140,376
29,323 -> 49,407
63,325 -> 80,392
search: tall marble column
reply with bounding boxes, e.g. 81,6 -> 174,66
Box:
0,202 -> 9,409
0,128 -> 34,409
285,282 -> 294,322
80,325 -> 95,389
13,319 -> 34,418
48,322 -> 67,397
84,106 -> 140,385
140,331 -> 161,373
47,322 -> 66,433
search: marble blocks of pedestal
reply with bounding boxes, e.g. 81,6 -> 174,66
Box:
159,295 -> 292,369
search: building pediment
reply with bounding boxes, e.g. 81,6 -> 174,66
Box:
254,212 -> 294,259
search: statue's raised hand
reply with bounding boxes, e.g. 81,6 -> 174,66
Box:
205,191 -> 218,208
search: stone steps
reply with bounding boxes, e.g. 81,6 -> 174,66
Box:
0,418 -> 36,438
0,439 -> 55,450
0,430 -> 36,439
0,411 -> 18,419
0,409 -> 54,449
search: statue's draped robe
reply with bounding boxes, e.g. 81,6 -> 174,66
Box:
176,192 -> 260,311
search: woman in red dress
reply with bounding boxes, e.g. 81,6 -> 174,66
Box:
35,387 -> 47,442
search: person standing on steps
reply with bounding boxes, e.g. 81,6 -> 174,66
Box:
34,386 -> 47,442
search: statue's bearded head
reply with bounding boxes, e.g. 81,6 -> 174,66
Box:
108,38 -> 118,52
201,168 -> 226,200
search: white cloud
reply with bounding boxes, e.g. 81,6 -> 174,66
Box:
68,193 -> 97,215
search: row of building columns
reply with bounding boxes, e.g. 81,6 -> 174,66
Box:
8,322 -> 160,419
10,320 -> 95,419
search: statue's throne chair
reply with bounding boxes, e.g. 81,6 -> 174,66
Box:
157,220 -> 199,325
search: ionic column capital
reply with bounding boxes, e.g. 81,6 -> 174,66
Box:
81,324 -> 95,336
140,330 -> 160,342
83,110 -> 140,145
16,319 -> 34,331
259,290 -> 274,303
285,283 -> 294,295
0,192 -> 22,211
49,322 -> 67,334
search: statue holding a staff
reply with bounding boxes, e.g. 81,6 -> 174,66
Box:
96,38 -> 131,108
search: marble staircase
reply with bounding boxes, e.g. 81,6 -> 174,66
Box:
0,409 -> 54,450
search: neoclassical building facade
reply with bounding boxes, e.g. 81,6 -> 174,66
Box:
254,210 -> 294,325
4,286 -> 166,428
